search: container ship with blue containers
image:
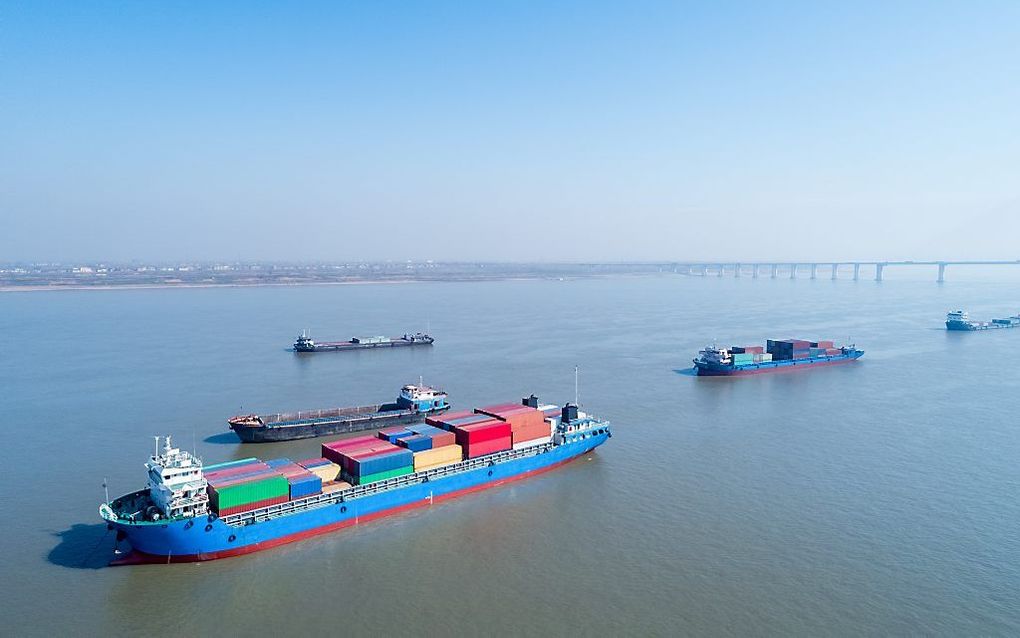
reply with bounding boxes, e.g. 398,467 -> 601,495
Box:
693,339 -> 863,376
99,396 -> 610,564
227,384 -> 450,443
945,310 -> 1020,331
293,331 -> 434,352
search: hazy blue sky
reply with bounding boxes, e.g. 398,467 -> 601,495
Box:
3,2 -> 1019,262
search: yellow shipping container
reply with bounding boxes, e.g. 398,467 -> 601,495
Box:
307,462 -> 341,483
413,444 -> 463,472
321,480 -> 352,494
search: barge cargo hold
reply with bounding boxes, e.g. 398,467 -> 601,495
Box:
227,384 -> 449,443
945,310 -> 1020,331
293,331 -> 433,352
100,399 -> 610,563
693,339 -> 863,376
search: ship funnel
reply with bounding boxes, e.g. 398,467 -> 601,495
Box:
561,403 -> 579,423
523,394 -> 539,408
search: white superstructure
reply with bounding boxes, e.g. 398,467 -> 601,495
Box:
145,436 -> 209,520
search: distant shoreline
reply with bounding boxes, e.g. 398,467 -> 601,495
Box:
0,274 -> 618,293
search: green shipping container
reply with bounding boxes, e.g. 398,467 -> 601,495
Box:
355,465 -> 414,486
209,475 -> 289,510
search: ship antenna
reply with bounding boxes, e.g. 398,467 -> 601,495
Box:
574,365 -> 580,407
153,435 -> 160,459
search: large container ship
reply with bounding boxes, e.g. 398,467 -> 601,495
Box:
693,339 -> 863,376
99,396 -> 610,563
945,310 -> 1020,331
293,331 -> 434,352
227,384 -> 450,443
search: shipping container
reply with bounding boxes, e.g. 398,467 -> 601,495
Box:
216,494 -> 289,517
512,435 -> 552,450
304,462 -> 341,483
321,480 -> 352,494
411,444 -> 463,472
205,460 -> 270,481
397,434 -> 433,452
208,474 -> 289,512
464,435 -> 512,459
355,465 -> 414,485
377,427 -> 413,443
349,448 -> 415,477
825,348 -> 841,355
453,420 -> 512,447
425,410 -> 475,428
288,473 -> 322,499
296,457 -> 331,469
203,457 -> 259,472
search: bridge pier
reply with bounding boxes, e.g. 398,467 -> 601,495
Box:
831,263 -> 838,280
875,263 -> 885,282
853,263 -> 860,281
735,263 -> 741,278
770,264 -> 777,278
937,262 -> 946,283
790,264 -> 797,279
810,263 -> 817,279
717,264 -> 724,277
752,264 -> 759,278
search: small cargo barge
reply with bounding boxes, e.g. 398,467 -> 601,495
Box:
228,385 -> 449,443
100,397 -> 610,563
693,339 -> 863,376
946,310 -> 1020,331
293,331 -> 433,352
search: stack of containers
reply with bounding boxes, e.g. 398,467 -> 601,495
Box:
731,351 -> 754,366
400,424 -> 462,471
296,457 -> 342,483
476,403 -> 553,450
266,458 -> 323,499
205,460 -> 289,515
767,339 -> 812,360
426,411 -> 492,431
321,437 -> 414,485
452,418 -> 512,458
396,434 -> 432,452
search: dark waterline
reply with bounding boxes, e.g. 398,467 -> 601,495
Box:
2,276 -> 1019,636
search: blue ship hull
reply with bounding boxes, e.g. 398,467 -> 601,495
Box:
946,320 -> 1019,331
108,433 -> 609,563
694,350 -> 864,376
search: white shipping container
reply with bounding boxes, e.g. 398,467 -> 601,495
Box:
513,435 -> 553,450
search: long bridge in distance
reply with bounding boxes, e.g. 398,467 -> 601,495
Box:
667,260 -> 1020,282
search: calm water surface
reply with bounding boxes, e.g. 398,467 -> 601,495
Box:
2,275 -> 1019,636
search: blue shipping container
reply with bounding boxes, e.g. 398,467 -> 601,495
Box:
398,435 -> 432,452
377,429 -> 412,443
288,473 -> 322,499
352,449 -> 415,476
266,458 -> 293,468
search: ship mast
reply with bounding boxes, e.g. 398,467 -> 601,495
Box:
574,365 -> 579,407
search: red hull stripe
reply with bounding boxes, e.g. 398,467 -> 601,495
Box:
112,447 -> 596,565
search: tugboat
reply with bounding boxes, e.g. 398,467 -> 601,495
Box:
227,384 -> 450,442
293,331 -> 434,352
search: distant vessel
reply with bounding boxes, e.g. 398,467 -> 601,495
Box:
100,397 -> 610,563
228,384 -> 450,443
945,310 -> 1020,331
293,331 -> 434,352
693,339 -> 863,376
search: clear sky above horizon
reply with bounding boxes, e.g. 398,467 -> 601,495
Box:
3,1 -> 1019,263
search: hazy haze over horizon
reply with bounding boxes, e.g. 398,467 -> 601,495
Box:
4,2 -> 1019,263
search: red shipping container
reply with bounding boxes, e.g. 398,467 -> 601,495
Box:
217,494 -> 289,516
323,435 -> 379,452
793,352 -> 810,359
296,457 -> 330,469
785,339 -> 812,349
463,435 -> 512,459
743,346 -> 764,354
816,340 -> 834,348
453,420 -> 511,447
511,420 -> 552,444
475,403 -> 526,416
825,348 -> 841,355
428,430 -> 456,448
